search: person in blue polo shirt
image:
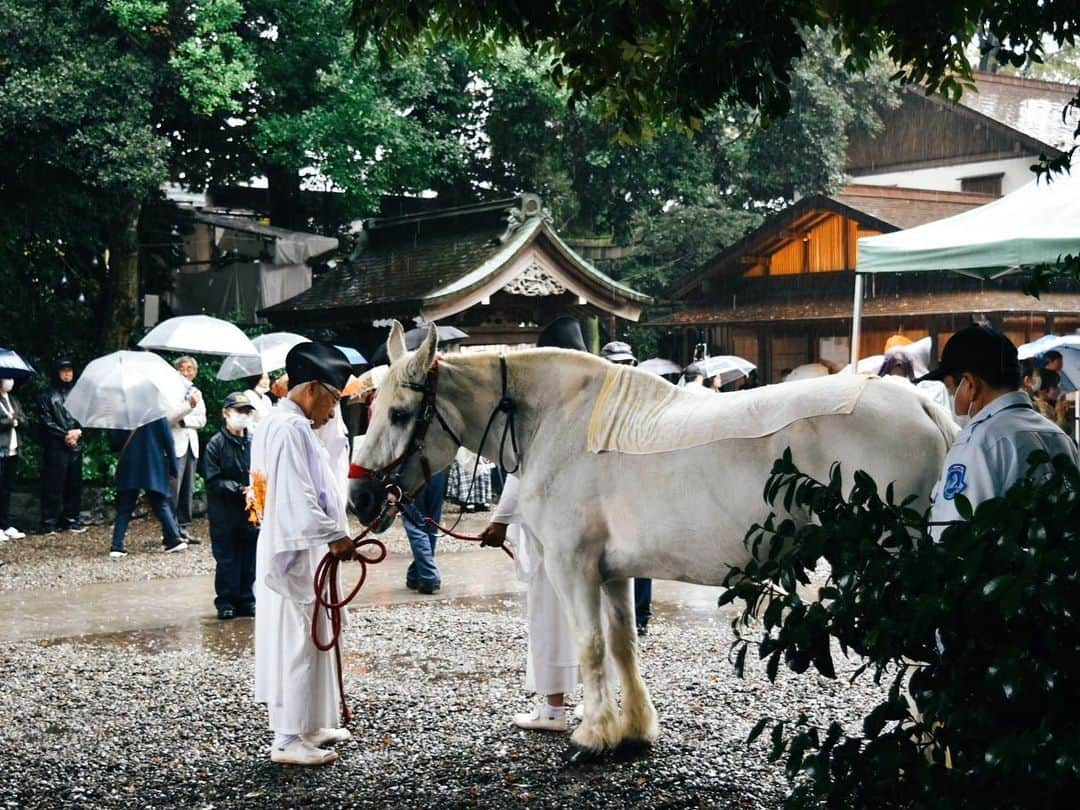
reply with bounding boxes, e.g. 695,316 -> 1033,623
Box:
924,325 -> 1079,539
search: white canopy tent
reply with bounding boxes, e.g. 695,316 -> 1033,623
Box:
850,172 -> 1080,369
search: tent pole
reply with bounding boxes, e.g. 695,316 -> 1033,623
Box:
849,273 -> 864,372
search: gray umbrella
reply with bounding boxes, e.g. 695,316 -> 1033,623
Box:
638,358 -> 682,376
368,325 -> 469,365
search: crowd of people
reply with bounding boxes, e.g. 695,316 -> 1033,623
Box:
3,319 -> 1078,767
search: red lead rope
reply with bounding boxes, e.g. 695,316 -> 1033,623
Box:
310,507 -> 512,723
311,519 -> 388,724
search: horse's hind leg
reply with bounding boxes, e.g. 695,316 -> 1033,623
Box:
544,556 -> 621,756
601,578 -> 658,748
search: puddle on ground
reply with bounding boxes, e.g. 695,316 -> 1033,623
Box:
40,616 -> 254,657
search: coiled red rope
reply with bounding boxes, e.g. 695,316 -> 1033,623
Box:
311,518 -> 389,723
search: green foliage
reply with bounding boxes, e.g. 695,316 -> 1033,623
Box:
721,449 -> 1080,808
350,1 -> 1080,140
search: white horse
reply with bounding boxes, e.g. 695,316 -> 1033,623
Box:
351,322 -> 956,759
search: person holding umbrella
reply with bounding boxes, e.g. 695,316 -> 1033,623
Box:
38,357 -> 86,535
0,375 -> 30,540
169,356 -> 206,544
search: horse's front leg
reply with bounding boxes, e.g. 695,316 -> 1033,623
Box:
601,577 -> 658,749
545,553 -> 621,759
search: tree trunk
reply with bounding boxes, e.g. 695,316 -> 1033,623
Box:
100,199 -> 142,351
266,163 -> 303,229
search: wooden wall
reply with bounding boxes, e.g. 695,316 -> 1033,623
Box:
744,215 -> 877,277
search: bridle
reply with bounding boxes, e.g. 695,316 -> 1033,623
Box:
349,355 -> 520,508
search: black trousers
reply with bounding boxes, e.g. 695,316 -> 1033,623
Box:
211,520 -> 258,612
41,441 -> 83,530
0,455 -> 17,529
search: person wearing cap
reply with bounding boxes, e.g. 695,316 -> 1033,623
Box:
38,357 -> 86,535
926,325 -> 1079,540
204,392 -> 259,621
599,340 -> 653,635
250,342 -> 355,767
601,340 -> 637,366
168,355 -> 206,544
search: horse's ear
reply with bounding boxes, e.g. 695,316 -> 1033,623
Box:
410,323 -> 439,376
387,321 -> 407,365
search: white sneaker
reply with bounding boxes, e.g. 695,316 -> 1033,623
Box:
512,704 -> 567,732
5,527 -> 25,539
164,541 -> 188,553
301,728 -> 352,747
269,739 -> 338,766
108,550 -> 128,559
573,703 -> 585,720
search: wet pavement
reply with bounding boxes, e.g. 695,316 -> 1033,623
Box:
0,548 -> 727,646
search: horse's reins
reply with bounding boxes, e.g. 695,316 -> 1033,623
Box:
316,355 -> 519,722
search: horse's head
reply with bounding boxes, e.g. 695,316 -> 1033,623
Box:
349,321 -> 459,529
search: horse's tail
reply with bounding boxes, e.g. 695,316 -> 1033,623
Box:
920,398 -> 959,453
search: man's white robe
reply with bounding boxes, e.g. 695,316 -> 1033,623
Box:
252,399 -> 350,734
494,475 -> 581,696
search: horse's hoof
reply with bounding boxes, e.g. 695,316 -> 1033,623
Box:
612,737 -> 653,761
562,743 -> 605,766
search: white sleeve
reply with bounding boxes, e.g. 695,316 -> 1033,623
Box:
491,474 -> 520,524
184,396 -> 208,430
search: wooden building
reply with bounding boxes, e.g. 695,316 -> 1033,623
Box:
652,187 -> 1080,382
261,194 -> 650,352
847,71 -> 1078,197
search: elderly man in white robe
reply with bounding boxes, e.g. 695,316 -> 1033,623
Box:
251,342 -> 358,767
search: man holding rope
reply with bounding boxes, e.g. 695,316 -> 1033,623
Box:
251,342 -> 357,767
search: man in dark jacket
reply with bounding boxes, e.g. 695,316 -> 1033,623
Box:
108,417 -> 187,558
204,392 -> 258,620
38,358 -> 86,535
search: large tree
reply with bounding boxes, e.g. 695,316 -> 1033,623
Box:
351,1 -> 1080,140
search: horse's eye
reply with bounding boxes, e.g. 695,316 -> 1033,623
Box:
389,407 -> 412,426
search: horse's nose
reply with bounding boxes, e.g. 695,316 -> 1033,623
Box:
349,477 -> 384,524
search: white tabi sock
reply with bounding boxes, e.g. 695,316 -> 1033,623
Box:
274,732 -> 300,750
543,703 -> 566,719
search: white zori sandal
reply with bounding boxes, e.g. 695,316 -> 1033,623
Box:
512,703 -> 567,732
269,739 -> 338,766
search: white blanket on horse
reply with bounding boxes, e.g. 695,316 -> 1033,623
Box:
587,366 -> 873,454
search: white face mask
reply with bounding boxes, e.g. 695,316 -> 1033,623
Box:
0,379 -> 13,393
226,412 -> 252,432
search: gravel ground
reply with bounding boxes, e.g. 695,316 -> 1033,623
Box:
0,593 -> 887,808
0,506 -> 492,592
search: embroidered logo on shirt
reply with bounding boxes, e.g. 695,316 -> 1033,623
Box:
943,464 -> 967,500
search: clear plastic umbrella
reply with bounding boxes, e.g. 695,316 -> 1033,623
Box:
693,355 -> 756,386
138,315 -> 258,358
638,358 -> 682,376
65,351 -> 190,430
1017,334 -> 1080,392
216,332 -> 311,381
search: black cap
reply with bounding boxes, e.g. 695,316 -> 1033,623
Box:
285,342 -> 352,392
55,357 -> 75,370
222,391 -> 255,411
537,317 -> 587,352
921,325 -> 1021,387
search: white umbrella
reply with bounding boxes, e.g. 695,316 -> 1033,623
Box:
639,358 -> 682,376
1017,334 -> 1080,392
694,355 -> 756,386
138,315 -> 258,358
66,351 -> 190,430
216,332 -> 311,381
